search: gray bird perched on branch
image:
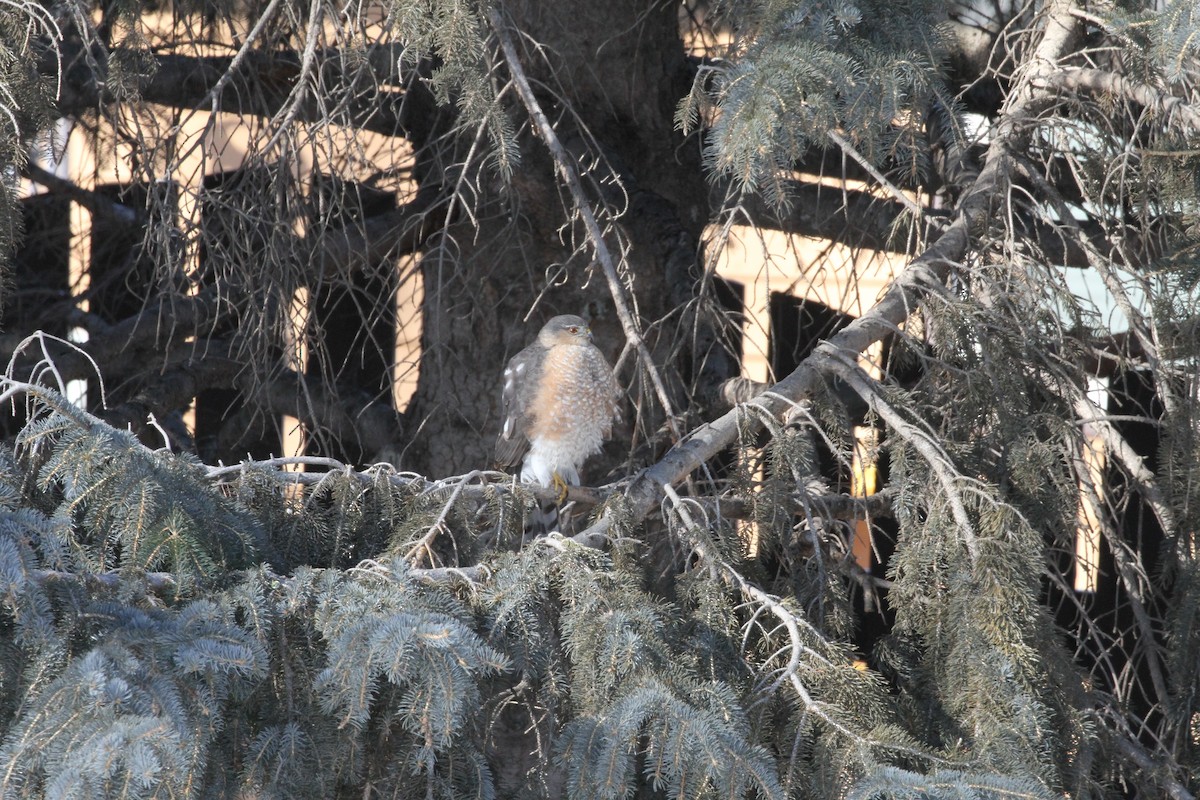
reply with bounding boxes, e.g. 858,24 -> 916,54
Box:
494,314 -> 620,501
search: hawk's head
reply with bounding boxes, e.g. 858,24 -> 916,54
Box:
538,314 -> 593,347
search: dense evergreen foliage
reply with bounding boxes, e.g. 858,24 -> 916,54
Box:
0,0 -> 1198,798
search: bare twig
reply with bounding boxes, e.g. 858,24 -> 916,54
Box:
1110,735 -> 1196,800
404,470 -> 483,566
827,130 -> 945,232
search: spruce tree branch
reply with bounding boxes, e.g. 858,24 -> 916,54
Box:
1087,260 -> 1179,417
573,0 -> 1082,544
21,162 -> 142,224
1110,735 -> 1196,800
661,484 -> 939,766
1,363 -> 142,446
1037,384 -> 1175,707
487,7 -> 682,437
1069,423 -> 1171,707
578,216 -> 969,545
826,351 -> 981,563
1,368 -> 585,591
826,130 -> 945,231
1046,67 -> 1200,133
307,185 -> 448,280
1098,523 -> 1171,704
1018,156 -> 1193,605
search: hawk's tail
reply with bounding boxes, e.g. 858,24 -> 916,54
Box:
524,501 -> 578,539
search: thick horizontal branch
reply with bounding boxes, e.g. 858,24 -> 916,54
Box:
0,287 -> 229,385
3,315 -> 403,459
206,458 -> 602,509
22,163 -> 142,225
703,485 -> 895,523
22,168 -> 445,289
1049,67 -> 1200,133
306,184 -> 449,279
738,180 -> 943,254
4,181 -> 445,383
238,366 -> 401,457
93,337 -> 402,458
742,177 -> 1113,269
22,458 -> 885,595
34,568 -> 180,594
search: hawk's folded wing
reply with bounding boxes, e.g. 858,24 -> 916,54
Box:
494,343 -> 542,468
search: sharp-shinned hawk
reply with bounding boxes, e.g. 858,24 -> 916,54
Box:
494,314 -> 620,496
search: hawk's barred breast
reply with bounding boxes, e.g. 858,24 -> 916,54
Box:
522,344 -> 618,486
493,314 -> 619,488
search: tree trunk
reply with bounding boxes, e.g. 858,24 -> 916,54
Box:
400,0 -> 709,480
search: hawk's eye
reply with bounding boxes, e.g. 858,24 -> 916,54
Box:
567,326 -> 580,334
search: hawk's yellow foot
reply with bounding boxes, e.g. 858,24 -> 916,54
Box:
551,471 -> 570,505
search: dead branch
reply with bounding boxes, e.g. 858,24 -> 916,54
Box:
307,184 -> 448,280
701,485 -> 895,523
1048,67 -> 1200,133
22,163 -> 142,224
0,287 -> 229,385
